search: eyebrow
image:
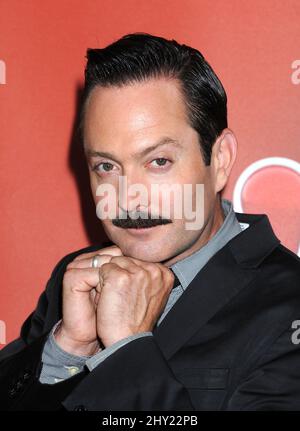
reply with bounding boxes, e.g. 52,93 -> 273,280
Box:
85,137 -> 182,164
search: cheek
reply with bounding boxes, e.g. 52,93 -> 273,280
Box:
89,176 -> 99,201
172,172 -> 208,212
174,155 -> 206,187
90,175 -> 118,205
184,166 -> 214,206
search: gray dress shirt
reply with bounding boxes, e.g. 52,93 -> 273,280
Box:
39,198 -> 249,384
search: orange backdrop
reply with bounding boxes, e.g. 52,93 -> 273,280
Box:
1,0 -> 299,346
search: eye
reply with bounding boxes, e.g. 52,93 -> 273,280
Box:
150,158 -> 171,168
92,162 -> 116,173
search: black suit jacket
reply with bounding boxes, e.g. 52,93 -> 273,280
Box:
0,211 -> 300,411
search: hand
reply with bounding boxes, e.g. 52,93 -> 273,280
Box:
55,245 -> 123,356
95,256 -> 175,348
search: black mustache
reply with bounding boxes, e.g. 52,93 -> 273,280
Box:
112,213 -> 172,229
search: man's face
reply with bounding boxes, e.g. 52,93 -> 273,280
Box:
83,77 -> 218,263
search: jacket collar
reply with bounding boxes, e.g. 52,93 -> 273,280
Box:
152,212 -> 281,359
229,212 -> 280,268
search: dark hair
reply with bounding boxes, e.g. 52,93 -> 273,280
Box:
79,32 -> 227,166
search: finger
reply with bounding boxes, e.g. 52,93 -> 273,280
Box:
160,265 -> 175,288
98,262 -> 133,281
63,267 -> 103,293
67,254 -> 113,269
72,245 -> 123,263
127,258 -> 174,287
108,256 -> 149,274
111,256 -> 168,283
94,290 -> 101,307
113,255 -> 164,274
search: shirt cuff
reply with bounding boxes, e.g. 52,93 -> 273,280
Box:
85,332 -> 153,371
39,320 -> 153,383
39,320 -> 97,384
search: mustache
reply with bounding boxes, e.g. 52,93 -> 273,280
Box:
112,211 -> 172,229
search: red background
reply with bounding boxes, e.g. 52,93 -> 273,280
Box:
1,0 -> 299,346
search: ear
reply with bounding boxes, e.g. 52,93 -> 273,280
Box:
210,128 -> 238,193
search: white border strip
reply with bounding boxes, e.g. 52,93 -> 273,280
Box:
233,157 -> 300,256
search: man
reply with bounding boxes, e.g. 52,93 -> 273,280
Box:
0,33 -> 299,411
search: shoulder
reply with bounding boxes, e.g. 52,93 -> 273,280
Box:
259,243 -> 300,293
235,242 -> 300,343
223,239 -> 300,344
275,243 -> 300,268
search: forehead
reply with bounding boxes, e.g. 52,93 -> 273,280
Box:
83,77 -> 192,149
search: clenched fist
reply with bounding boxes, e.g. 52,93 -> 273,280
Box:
95,256 -> 175,347
55,246 -> 175,356
55,245 -> 122,356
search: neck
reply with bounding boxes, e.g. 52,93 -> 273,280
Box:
162,197 -> 226,267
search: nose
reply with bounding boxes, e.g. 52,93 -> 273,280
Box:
117,174 -> 150,216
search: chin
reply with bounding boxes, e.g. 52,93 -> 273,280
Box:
112,239 -> 170,262
105,223 -> 181,262
125,245 -> 168,262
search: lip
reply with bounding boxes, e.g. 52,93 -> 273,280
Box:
124,225 -> 161,235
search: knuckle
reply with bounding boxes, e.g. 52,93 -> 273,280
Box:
73,254 -> 83,262
167,269 -> 175,282
145,263 -> 162,279
63,268 -> 73,284
167,273 -> 175,287
167,268 -> 175,278
110,256 -> 121,263
98,254 -> 113,264
161,265 -> 172,276
117,271 -> 131,285
111,245 -> 122,253
101,245 -> 122,255
151,265 -> 162,278
160,266 -> 174,283
136,267 -> 148,277
65,262 -> 75,271
121,270 -> 131,280
100,262 -> 111,271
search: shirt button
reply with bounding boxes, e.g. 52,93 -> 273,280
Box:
8,380 -> 23,398
65,366 -> 80,376
73,405 -> 88,411
15,380 -> 23,390
23,370 -> 32,381
8,387 -> 17,398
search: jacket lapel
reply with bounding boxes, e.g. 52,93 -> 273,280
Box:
153,212 -> 281,360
